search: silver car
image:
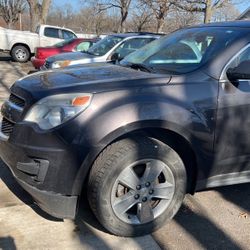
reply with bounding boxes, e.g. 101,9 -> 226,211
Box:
42,33 -> 161,70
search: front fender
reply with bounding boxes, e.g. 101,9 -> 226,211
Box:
71,88 -> 214,194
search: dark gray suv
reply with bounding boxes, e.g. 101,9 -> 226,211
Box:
1,21 -> 250,236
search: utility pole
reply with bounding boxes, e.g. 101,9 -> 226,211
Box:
19,12 -> 22,30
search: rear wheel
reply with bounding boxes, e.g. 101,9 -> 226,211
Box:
11,45 -> 30,63
87,136 -> 187,236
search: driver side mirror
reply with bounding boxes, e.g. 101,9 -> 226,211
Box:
227,60 -> 250,81
110,52 -> 122,62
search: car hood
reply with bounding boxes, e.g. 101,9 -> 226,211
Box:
47,51 -> 95,62
12,63 -> 170,98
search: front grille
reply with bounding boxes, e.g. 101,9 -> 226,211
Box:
9,93 -> 25,108
1,92 -> 25,136
1,118 -> 14,136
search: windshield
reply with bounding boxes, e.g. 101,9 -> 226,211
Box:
120,27 -> 244,74
54,38 -> 75,48
87,35 -> 123,56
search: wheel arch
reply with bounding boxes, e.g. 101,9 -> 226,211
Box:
11,43 -> 31,54
73,124 -> 198,196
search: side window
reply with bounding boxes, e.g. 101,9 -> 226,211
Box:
76,42 -> 92,52
44,28 -> 60,38
222,45 -> 250,80
113,38 -> 155,58
62,30 -> 76,39
230,47 -> 250,68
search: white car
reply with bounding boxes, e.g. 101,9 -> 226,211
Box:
0,25 -> 77,62
42,33 -> 161,70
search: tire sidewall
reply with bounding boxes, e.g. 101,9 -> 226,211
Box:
93,138 -> 187,236
11,46 -> 29,63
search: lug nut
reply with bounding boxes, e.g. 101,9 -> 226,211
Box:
142,197 -> 147,202
134,194 -> 140,200
149,190 -> 154,195
136,185 -> 141,190
145,182 -> 151,187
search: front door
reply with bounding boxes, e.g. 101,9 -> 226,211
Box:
213,44 -> 250,184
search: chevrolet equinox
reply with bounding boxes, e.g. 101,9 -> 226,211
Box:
1,21 -> 250,236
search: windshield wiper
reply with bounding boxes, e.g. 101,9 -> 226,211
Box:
156,67 -> 181,75
125,63 -> 155,73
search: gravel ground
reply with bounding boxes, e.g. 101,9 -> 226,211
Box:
0,54 -> 249,250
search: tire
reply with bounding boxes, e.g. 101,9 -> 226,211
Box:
87,136 -> 187,236
11,45 -> 30,63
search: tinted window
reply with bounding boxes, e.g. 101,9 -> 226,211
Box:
222,45 -> 250,80
87,35 -> 123,56
62,30 -> 76,39
121,27 -> 244,74
44,28 -> 60,38
122,38 -> 155,49
114,38 -> 155,58
228,47 -> 250,69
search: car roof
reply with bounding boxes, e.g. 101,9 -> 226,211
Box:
74,38 -> 99,41
192,20 -> 250,29
111,32 -> 163,38
41,24 -> 76,33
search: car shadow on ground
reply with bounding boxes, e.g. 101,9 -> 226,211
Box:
0,56 -> 33,107
0,54 -> 12,62
0,160 -> 62,221
153,183 -> 250,250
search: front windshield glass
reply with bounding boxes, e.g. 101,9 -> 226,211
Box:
120,27 -> 244,74
87,35 -> 123,56
54,38 -> 74,47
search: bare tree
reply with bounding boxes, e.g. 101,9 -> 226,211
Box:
26,0 -> 51,32
212,1 -> 240,21
132,1 -> 153,32
141,0 -> 173,33
93,0 -> 132,32
0,0 -> 26,28
48,2 -> 118,34
164,6 -> 201,33
173,0 -> 236,23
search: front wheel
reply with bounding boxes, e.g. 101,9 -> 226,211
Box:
87,136 -> 187,236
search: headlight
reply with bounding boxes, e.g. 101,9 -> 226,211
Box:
24,93 -> 92,130
52,60 -> 71,69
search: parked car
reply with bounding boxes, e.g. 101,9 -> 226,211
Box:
31,38 -> 99,69
0,25 -> 77,62
1,21 -> 250,237
41,32 -> 161,69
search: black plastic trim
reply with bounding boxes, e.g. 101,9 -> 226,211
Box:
17,178 -> 78,219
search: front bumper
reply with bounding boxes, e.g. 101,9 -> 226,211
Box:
0,123 -> 82,219
17,177 -> 77,218
31,57 -> 45,69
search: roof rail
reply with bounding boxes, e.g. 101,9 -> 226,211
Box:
125,32 -> 165,36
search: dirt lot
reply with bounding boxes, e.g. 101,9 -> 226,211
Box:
0,54 -> 249,250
